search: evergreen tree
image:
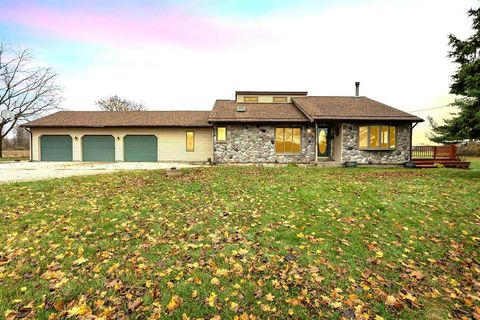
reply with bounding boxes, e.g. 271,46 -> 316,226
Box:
429,7 -> 480,143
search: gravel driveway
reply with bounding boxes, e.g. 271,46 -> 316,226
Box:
0,161 -> 201,183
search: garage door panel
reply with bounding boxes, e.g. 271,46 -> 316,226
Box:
83,135 -> 115,162
41,135 -> 73,161
124,135 -> 157,162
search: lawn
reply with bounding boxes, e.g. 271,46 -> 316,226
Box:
466,157 -> 480,171
0,167 -> 479,319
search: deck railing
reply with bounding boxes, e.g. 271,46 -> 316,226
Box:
412,145 -> 457,160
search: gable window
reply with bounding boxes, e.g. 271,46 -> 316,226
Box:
217,127 -> 226,142
186,130 -> 195,152
275,127 -> 301,154
243,96 -> 258,102
359,125 -> 396,150
273,96 -> 287,103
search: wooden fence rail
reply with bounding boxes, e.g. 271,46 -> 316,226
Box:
412,145 -> 457,160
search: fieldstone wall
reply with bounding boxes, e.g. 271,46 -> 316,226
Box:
341,123 -> 411,164
213,124 -> 315,163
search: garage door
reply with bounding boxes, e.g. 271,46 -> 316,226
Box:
82,135 -> 115,162
41,135 -> 72,161
124,135 -> 158,162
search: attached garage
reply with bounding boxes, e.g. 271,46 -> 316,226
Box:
82,135 -> 115,162
23,111 -> 213,161
124,135 -> 158,162
40,135 -> 73,161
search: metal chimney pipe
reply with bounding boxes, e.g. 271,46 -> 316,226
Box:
355,82 -> 360,97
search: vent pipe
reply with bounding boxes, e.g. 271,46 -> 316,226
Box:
355,82 -> 360,97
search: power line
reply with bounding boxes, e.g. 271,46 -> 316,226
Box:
408,105 -> 457,113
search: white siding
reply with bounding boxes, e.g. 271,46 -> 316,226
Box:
31,127 -> 213,162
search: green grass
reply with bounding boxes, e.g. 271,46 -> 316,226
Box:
466,157 -> 480,171
1,167 -> 479,319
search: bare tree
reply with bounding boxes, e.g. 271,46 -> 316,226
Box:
13,125 -> 30,150
0,43 -> 62,157
95,95 -> 146,111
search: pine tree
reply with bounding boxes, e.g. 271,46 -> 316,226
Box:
429,7 -> 480,143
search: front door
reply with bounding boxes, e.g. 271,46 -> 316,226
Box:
317,127 -> 330,157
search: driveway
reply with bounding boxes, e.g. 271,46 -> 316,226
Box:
0,161 -> 201,183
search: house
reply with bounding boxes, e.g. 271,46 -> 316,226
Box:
22,84 -> 423,165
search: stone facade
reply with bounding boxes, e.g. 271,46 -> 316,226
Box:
213,124 -> 316,163
341,123 -> 411,164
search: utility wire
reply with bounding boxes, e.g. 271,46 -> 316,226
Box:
408,105 -> 457,113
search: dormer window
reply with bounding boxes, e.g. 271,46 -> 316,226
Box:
243,96 -> 258,102
273,97 -> 287,103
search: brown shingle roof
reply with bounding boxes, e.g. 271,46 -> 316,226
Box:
292,96 -> 423,121
209,100 -> 309,122
22,111 -> 211,127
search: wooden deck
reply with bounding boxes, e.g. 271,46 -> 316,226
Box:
412,145 -> 470,169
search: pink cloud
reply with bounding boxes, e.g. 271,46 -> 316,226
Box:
2,3 -> 244,48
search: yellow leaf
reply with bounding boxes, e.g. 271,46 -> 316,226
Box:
206,292 -> 217,307
20,287 -> 27,293
404,293 -> 416,302
386,295 -> 397,306
73,257 -> 88,265
167,295 -> 183,313
191,290 -> 198,298
265,293 -> 275,301
288,309 -> 294,315
107,263 -> 120,274
230,301 -> 239,312
68,305 -> 89,316
211,277 -> 220,286
215,269 -> 229,277
375,316 -> 384,320
376,251 -> 384,258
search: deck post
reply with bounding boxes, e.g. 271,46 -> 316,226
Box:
314,122 -> 318,161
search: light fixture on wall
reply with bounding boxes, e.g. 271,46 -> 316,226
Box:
117,136 -> 121,140
307,128 -> 312,134
74,136 -> 78,140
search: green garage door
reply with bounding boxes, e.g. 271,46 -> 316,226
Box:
82,135 -> 115,162
124,135 -> 158,162
41,135 -> 72,161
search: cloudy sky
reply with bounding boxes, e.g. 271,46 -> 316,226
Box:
0,0 -> 477,143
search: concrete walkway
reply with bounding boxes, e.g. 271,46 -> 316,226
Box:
0,161 -> 201,183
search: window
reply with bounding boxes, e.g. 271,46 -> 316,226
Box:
275,127 -> 301,153
186,130 -> 194,152
217,127 -> 226,142
243,96 -> 258,102
358,125 -> 396,150
273,96 -> 287,103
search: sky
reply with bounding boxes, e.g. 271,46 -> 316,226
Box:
0,0 -> 477,144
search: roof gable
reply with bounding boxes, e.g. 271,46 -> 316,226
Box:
209,100 -> 310,122
292,96 -> 423,122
